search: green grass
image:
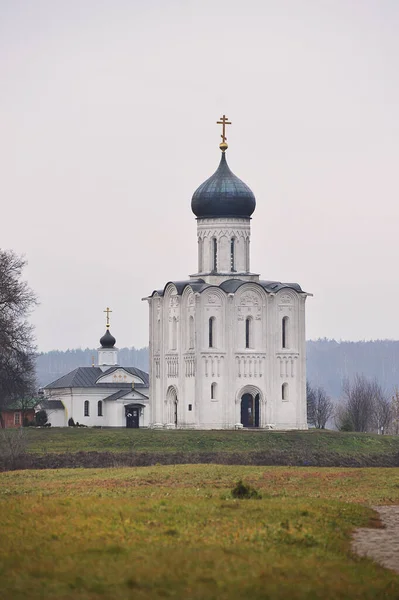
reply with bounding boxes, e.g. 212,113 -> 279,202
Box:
1,465 -> 399,599
23,427 -> 399,457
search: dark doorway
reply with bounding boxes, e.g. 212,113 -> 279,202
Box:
240,393 -> 260,428
126,405 -> 140,428
174,401 -> 178,427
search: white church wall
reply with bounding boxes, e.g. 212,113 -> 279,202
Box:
196,217 -> 251,274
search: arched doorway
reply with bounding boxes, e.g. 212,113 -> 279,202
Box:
166,385 -> 178,427
125,403 -> 144,428
237,386 -> 263,428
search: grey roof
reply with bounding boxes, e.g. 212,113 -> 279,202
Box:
103,388 -> 149,402
151,277 -> 304,298
39,399 -> 65,410
191,152 -> 256,219
44,366 -> 149,390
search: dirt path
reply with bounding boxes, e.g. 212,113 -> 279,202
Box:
352,506 -> 399,574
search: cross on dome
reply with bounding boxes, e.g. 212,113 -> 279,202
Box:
216,114 -> 231,152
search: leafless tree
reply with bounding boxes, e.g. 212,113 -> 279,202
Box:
307,382 -> 334,429
0,250 -> 37,428
340,374 -> 388,433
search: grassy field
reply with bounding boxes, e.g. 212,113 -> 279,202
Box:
23,427 -> 399,456
1,465 -> 399,599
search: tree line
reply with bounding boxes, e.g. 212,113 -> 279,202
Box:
307,375 -> 399,433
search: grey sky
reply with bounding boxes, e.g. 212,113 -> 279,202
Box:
1,0 -> 398,351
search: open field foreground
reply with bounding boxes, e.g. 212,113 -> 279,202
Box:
3,428 -> 399,469
1,466 -> 399,599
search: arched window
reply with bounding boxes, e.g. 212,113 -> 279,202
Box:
84,400 -> 90,417
245,317 -> 252,349
245,238 -> 250,272
98,400 -> 103,417
209,317 -> 215,348
211,382 -> 217,400
282,383 -> 288,401
172,316 -> 177,350
198,238 -> 203,272
188,315 -> 194,349
282,316 -> 289,349
230,238 -> 235,271
213,238 -> 218,272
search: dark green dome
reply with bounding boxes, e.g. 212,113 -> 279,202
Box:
100,329 -> 116,348
191,152 -> 256,219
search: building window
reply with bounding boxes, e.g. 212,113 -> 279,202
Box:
14,412 -> 21,426
245,317 -> 252,349
282,316 -> 289,349
172,316 -> 177,350
209,317 -> 215,348
188,315 -> 194,349
282,383 -> 288,401
230,238 -> 235,271
213,238 -> 217,272
188,404 -> 192,411
98,401 -> 103,417
198,238 -> 203,272
84,400 -> 90,417
157,319 -> 161,352
211,382 -> 217,400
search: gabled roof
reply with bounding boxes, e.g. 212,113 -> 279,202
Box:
44,366 -> 149,390
102,388 -> 149,402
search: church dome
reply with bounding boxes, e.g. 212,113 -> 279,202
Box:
100,329 -> 116,348
191,152 -> 256,219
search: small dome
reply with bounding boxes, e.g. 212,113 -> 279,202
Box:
100,329 -> 116,348
191,152 -> 256,219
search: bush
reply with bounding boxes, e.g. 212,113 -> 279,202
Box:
231,480 -> 261,499
68,418 -> 75,427
35,410 -> 48,427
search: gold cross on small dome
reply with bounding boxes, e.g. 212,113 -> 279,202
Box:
103,306 -> 112,328
217,114 -> 231,152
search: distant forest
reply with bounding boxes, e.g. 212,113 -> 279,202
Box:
36,340 -> 399,400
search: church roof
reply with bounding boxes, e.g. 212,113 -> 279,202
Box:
150,278 -> 304,298
102,389 -> 149,402
39,399 -> 65,410
44,366 -> 149,390
191,152 -> 256,219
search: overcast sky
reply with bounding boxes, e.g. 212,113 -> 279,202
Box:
1,0 -> 398,352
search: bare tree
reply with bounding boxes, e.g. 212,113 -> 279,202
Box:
0,250 -> 37,427
372,384 -> 392,434
307,382 -> 334,429
340,374 -> 388,433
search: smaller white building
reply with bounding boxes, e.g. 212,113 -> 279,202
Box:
42,321 -> 149,427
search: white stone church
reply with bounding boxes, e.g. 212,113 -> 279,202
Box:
145,118 -> 310,429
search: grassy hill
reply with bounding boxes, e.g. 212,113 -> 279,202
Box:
3,428 -> 398,470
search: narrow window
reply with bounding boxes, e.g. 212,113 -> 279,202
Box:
282,383 -> 288,401
245,238 -> 250,272
198,238 -> 203,272
245,317 -> 252,349
282,317 -> 289,349
211,382 -> 217,400
98,400 -> 103,417
14,412 -> 21,425
157,319 -> 161,351
230,238 -> 235,271
84,400 -> 90,417
188,315 -> 194,349
172,316 -> 177,350
213,238 -> 217,272
209,317 -> 215,348
188,404 -> 192,411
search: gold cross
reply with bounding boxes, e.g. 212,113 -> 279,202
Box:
103,306 -> 112,328
217,114 -> 231,144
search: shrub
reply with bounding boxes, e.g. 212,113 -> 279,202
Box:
35,410 -> 48,427
231,480 -> 261,500
68,418 -> 75,427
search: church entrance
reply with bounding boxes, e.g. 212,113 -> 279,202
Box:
240,393 -> 260,427
166,385 -> 178,428
125,404 -> 141,428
